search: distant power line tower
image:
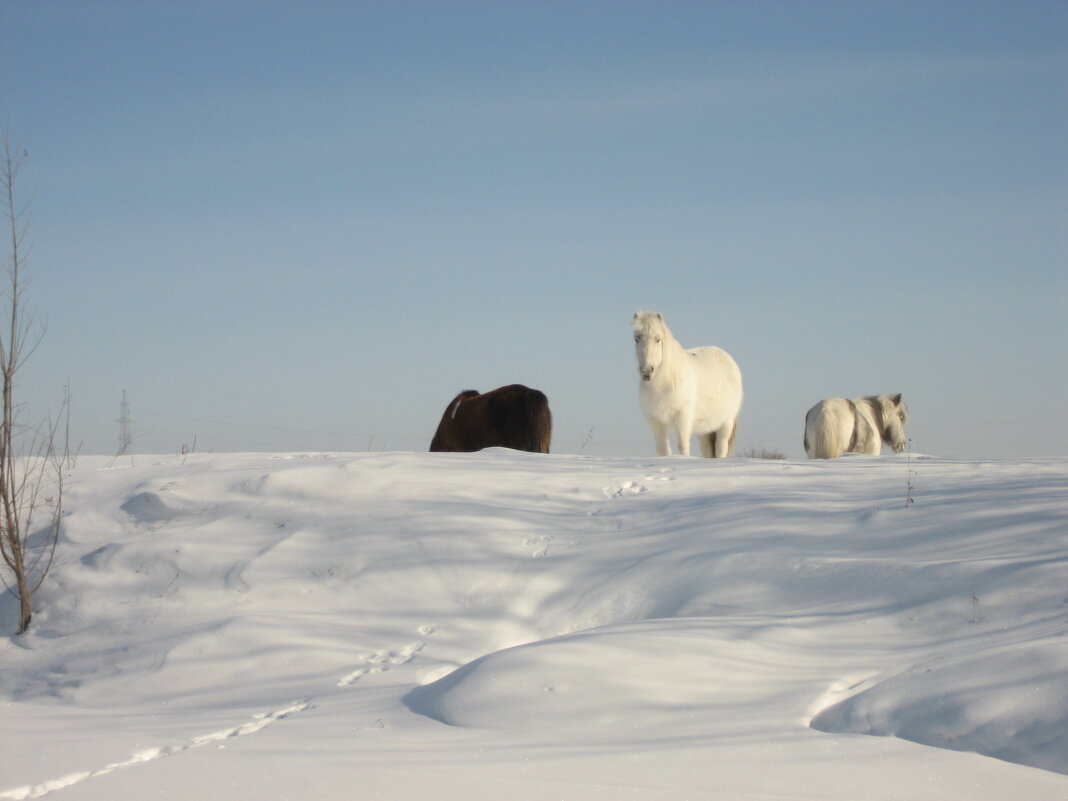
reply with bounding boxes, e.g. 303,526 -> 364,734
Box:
117,390 -> 133,455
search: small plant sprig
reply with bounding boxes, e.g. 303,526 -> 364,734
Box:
578,426 -> 594,453
905,437 -> 915,508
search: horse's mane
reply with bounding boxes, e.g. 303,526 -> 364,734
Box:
449,390 -> 480,419
857,394 -> 907,437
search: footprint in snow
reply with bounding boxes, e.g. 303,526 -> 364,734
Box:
524,535 -> 554,558
603,481 -> 648,499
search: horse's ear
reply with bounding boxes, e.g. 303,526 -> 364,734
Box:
655,312 -> 663,321
632,312 -> 640,321
892,393 -> 903,405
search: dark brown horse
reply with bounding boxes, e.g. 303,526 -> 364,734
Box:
429,384 -> 552,454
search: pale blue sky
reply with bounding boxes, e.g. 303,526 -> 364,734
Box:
2,1 -> 1066,458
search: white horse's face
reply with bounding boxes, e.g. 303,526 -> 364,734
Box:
882,395 -> 910,453
633,317 -> 665,382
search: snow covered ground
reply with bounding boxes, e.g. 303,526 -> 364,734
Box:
2,450 -> 1066,800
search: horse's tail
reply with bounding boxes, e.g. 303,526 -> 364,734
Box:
804,402 -> 843,459
527,389 -> 552,454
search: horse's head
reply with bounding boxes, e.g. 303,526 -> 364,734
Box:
632,311 -> 666,382
879,393 -> 910,453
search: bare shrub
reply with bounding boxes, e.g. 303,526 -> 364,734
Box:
741,447 -> 786,460
0,136 -> 66,634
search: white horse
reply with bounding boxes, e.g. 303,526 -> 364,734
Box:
803,394 -> 909,459
632,311 -> 743,457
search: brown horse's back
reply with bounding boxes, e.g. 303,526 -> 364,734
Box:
429,384 -> 552,454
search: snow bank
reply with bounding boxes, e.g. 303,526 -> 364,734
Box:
2,451 -> 1066,800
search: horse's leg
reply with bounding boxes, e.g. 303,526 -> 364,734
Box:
648,418 -> 672,456
698,433 -> 714,458
707,421 -> 737,458
675,413 -> 694,456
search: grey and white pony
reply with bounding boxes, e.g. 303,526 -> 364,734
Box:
803,394 -> 909,459
632,311 -> 743,457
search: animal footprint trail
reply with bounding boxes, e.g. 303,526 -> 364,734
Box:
189,701 -> 313,743
337,639 -> 428,687
0,701 -> 311,801
3,625 -> 439,798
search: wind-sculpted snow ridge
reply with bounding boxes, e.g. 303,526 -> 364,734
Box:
810,634 -> 1068,774
1,451 -> 1066,801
